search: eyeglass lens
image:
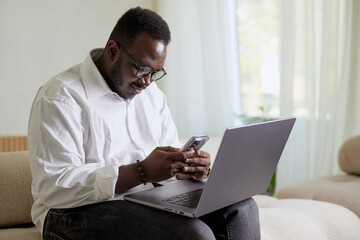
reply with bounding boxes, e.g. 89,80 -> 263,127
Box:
116,41 -> 166,81
137,67 -> 166,81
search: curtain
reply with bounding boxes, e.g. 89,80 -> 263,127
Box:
277,0 -> 360,189
154,0 -> 240,139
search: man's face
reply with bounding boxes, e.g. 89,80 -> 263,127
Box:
108,32 -> 167,99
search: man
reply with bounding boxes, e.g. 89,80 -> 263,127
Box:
28,7 -> 260,240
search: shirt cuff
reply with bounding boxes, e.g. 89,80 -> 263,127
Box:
94,165 -> 119,201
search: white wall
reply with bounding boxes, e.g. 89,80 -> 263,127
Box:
0,0 -> 154,136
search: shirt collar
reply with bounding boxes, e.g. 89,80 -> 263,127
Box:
80,48 -> 123,100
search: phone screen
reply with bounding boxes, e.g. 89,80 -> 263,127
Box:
180,135 -> 209,152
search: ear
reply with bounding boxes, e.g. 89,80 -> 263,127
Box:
106,40 -> 119,63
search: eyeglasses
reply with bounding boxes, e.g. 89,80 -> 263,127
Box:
115,41 -> 167,81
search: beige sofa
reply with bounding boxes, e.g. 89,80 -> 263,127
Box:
1,147 -> 360,239
0,151 -> 41,240
275,135 -> 360,218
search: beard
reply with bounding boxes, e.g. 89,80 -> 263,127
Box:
108,57 -> 126,98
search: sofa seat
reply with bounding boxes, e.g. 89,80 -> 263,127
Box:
254,195 -> 360,240
2,195 -> 360,240
2,147 -> 360,239
275,135 -> 360,219
275,174 -> 360,217
0,223 -> 41,240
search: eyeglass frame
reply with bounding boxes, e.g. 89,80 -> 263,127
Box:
114,40 -> 167,82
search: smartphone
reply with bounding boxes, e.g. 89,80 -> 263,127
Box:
180,135 -> 209,152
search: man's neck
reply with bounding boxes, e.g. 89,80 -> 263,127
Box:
94,54 -> 116,93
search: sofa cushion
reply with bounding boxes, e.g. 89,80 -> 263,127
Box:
0,151 -> 33,227
254,195 -> 360,240
275,174 -> 360,217
0,223 -> 41,240
338,135 -> 360,175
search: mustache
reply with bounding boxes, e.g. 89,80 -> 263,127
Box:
132,80 -> 147,89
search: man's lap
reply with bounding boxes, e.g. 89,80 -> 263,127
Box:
43,198 -> 259,240
43,200 -> 215,240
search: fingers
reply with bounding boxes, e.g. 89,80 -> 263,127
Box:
168,149 -> 195,160
180,171 -> 208,181
156,146 -> 180,152
195,150 -> 210,158
184,150 -> 211,166
171,162 -> 188,174
182,165 -> 208,173
181,156 -> 211,181
146,147 -> 211,182
192,174 -> 207,181
152,147 -> 210,171
155,148 -> 210,163
185,157 -> 210,166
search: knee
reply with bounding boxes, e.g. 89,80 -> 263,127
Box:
246,197 -> 259,212
237,197 -> 259,215
176,219 -> 216,240
228,198 -> 261,240
224,197 -> 260,225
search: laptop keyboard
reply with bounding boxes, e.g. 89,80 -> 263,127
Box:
162,189 -> 203,209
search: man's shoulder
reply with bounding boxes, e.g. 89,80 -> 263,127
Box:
40,64 -> 85,100
55,64 -> 82,84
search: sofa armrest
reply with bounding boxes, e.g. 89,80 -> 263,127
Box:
0,151 -> 33,227
338,135 -> 360,175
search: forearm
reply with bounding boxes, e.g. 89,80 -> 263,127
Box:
115,163 -> 143,194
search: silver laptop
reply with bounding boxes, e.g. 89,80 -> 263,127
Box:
124,118 -> 296,218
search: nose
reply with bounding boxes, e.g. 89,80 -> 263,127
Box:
141,74 -> 152,86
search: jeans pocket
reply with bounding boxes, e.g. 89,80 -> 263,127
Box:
44,210 -> 89,240
49,232 -> 65,240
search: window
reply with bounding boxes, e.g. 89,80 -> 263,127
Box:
236,0 -> 279,119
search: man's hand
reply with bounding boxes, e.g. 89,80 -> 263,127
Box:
140,146 -> 194,183
115,147 -> 210,194
176,150 -> 211,181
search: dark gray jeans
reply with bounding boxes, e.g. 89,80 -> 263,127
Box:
43,197 -> 260,240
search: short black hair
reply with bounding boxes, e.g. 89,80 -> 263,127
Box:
109,7 -> 171,48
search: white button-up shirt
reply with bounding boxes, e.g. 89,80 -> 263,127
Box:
28,49 -> 180,233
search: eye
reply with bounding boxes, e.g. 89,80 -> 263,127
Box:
138,66 -> 152,75
132,63 -> 140,70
